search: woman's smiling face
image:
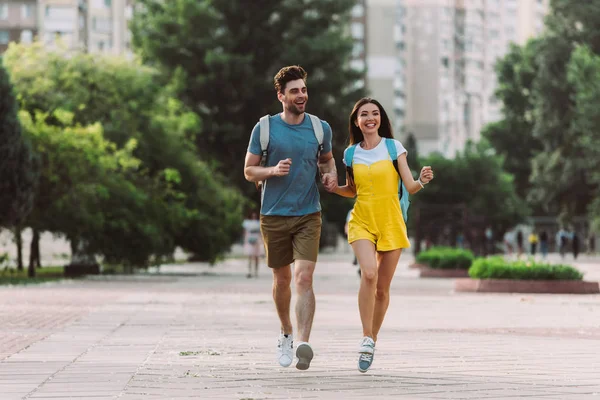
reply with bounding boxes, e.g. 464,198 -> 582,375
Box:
355,102 -> 381,135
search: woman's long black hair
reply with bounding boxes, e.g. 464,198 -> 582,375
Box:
348,97 -> 394,145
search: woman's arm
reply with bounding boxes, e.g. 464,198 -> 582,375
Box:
330,171 -> 356,198
397,153 -> 433,195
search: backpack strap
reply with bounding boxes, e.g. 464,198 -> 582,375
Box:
258,115 -> 270,167
306,113 -> 324,159
344,144 -> 358,181
384,138 -> 401,177
256,115 -> 270,191
385,138 -> 406,200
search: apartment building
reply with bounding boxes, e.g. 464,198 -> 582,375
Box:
0,0 -> 133,54
0,1 -> 38,53
397,0 -> 549,157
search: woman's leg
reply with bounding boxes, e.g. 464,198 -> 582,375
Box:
351,240 -> 378,339
372,249 -> 402,343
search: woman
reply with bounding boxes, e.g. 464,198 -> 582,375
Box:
326,98 -> 434,373
242,211 -> 264,278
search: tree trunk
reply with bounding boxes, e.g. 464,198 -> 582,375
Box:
28,229 -> 39,278
14,227 -> 23,271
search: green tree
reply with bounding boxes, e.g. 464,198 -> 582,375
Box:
0,60 -> 37,229
4,43 -> 245,264
566,45 -> 600,232
481,39 -> 542,202
529,0 -> 600,224
412,140 -> 527,238
131,0 -> 366,215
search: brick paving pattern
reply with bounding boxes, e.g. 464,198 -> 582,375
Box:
0,253 -> 598,399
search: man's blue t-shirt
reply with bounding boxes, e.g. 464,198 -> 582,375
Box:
248,113 -> 333,216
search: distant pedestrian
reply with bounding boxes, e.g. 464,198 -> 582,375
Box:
539,230 -> 549,259
242,211 -> 263,278
516,230 -> 524,258
528,231 -> 539,257
572,232 -> 580,260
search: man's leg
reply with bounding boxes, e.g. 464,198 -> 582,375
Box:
294,260 -> 316,342
272,265 -> 293,334
290,212 -> 321,370
260,214 -> 295,367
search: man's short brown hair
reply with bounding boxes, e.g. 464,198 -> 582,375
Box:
274,65 -> 307,94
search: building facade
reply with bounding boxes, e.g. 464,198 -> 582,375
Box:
361,0 -> 549,157
0,0 -> 38,53
0,0 -> 133,55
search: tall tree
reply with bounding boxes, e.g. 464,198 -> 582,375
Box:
412,140 -> 527,237
566,45 -> 600,232
481,39 -> 542,203
0,59 -> 37,228
4,43 -> 245,264
131,0 -> 366,200
529,0 -> 600,224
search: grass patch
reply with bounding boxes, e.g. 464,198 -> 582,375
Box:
469,257 -> 583,281
416,246 -> 474,270
0,266 -> 66,285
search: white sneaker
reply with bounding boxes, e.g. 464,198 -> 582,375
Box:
295,342 -> 314,370
277,333 -> 293,367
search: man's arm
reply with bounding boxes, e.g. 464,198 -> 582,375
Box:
318,151 -> 336,175
318,151 -> 338,191
244,152 -> 290,182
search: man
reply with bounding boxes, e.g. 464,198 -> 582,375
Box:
244,66 -> 337,370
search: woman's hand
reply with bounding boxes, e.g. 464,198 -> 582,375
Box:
420,166 -> 434,184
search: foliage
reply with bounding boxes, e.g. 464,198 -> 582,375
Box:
0,265 -> 65,285
481,39 -> 542,204
4,42 -> 245,264
528,1 -> 600,223
0,59 -> 37,227
469,256 -> 583,281
131,0 -> 366,229
415,246 -> 474,270
412,140 -> 527,233
566,45 -> 600,234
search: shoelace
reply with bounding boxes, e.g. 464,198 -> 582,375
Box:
359,352 -> 373,362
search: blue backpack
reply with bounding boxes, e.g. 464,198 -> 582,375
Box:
344,138 -> 411,222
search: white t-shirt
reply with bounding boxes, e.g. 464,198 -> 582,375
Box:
343,138 -> 407,166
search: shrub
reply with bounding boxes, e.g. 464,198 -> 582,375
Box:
468,257 -> 583,281
416,247 -> 474,270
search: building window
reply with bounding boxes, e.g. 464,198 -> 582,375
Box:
104,0 -> 112,7
351,22 -> 364,39
0,30 -> 9,44
20,29 -> 33,43
351,4 -> 364,18
0,4 -> 8,20
22,4 -> 35,19
98,41 -> 104,51
352,42 -> 364,58
441,57 -> 449,68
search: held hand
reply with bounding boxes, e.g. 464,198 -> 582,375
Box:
420,166 -> 434,184
321,172 -> 338,192
272,158 -> 292,177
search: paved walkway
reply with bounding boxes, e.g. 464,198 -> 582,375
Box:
0,253 -> 599,399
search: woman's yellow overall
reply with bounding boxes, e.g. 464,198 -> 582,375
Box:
347,159 -> 410,251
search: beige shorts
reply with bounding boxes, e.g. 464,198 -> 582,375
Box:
260,212 -> 322,268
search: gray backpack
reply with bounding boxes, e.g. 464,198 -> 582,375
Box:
256,113 -> 325,191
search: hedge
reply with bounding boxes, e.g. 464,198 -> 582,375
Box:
468,257 -> 583,281
415,247 -> 474,270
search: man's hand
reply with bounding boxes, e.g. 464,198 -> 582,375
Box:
272,158 -> 292,177
321,172 -> 338,192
